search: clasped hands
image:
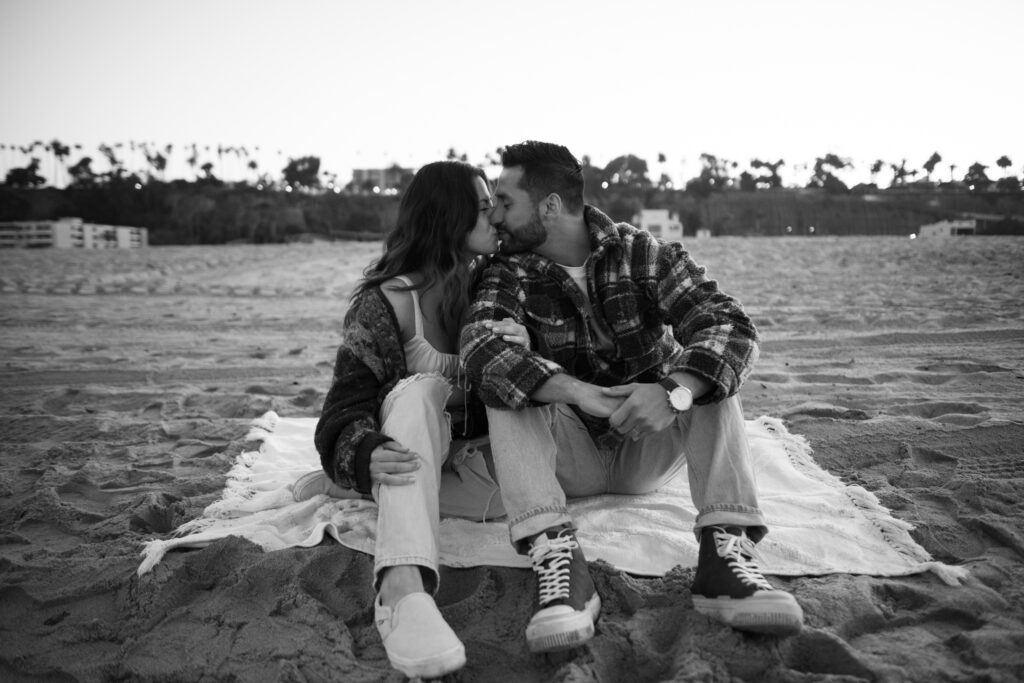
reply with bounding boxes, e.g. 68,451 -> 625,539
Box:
578,382 -> 683,442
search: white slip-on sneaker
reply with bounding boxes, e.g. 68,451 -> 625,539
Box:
374,592 -> 466,678
291,470 -> 350,502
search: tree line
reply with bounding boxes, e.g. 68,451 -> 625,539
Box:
2,141 -> 1022,242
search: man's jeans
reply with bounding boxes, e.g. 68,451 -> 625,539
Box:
486,394 -> 766,552
373,374 -> 504,593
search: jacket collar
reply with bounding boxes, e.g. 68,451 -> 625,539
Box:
583,204 -> 622,259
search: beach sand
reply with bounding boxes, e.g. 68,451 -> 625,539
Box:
2,236 -> 1023,682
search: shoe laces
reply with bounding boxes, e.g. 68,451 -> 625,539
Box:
529,533 -> 577,607
712,528 -> 774,591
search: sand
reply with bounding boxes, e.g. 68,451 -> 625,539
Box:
1,236 -> 1023,682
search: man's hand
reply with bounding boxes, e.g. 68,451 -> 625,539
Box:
532,373 -> 624,418
370,441 -> 420,486
603,383 -> 678,440
574,383 -> 625,418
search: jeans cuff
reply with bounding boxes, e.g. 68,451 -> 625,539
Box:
507,505 -> 572,553
374,556 -> 440,595
694,505 -> 767,542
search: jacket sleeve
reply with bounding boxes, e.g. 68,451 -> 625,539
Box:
460,262 -> 564,409
649,237 -> 760,403
313,296 -> 396,494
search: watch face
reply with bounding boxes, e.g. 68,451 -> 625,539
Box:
668,388 -> 690,411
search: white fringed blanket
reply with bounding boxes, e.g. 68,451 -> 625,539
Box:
138,412 -> 967,585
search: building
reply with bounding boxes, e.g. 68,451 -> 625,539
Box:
917,219 -> 976,237
350,166 -> 414,193
0,217 -> 149,249
633,208 -> 684,242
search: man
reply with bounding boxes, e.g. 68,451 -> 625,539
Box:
461,141 -> 803,653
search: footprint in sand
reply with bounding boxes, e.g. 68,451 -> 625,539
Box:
891,401 -> 989,425
783,402 -> 871,420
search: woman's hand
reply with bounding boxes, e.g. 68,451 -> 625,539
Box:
370,441 -> 420,486
485,317 -> 531,349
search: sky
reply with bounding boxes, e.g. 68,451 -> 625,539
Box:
1,0 -> 1021,188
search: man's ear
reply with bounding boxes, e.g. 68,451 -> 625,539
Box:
540,193 -> 562,221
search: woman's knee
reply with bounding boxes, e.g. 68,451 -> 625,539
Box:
382,373 -> 452,415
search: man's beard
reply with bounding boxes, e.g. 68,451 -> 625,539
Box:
498,211 -> 546,253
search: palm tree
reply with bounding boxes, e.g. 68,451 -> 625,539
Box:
869,159 -> 885,185
98,143 -> 124,180
46,139 -> 71,186
889,159 -> 917,187
922,152 -> 942,182
186,144 -> 198,180
996,155 -> 1012,177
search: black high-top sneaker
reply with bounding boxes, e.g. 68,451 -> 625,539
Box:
525,526 -> 602,652
691,526 -> 803,635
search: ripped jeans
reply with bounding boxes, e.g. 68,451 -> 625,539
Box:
373,373 -> 504,593
486,394 -> 766,552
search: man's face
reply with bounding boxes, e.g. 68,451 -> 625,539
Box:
491,166 -> 546,253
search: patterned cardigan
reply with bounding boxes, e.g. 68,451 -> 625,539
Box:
461,205 -> 760,419
314,286 -> 486,494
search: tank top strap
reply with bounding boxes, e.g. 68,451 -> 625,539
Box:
393,274 -> 424,337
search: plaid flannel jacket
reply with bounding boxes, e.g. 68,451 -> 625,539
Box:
460,205 -> 759,416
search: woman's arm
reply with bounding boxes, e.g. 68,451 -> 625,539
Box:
314,290 -> 405,493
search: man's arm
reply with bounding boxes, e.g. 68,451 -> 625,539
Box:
460,263 -> 564,409
650,238 -> 760,403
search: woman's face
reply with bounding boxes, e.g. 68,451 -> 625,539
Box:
462,176 -> 500,256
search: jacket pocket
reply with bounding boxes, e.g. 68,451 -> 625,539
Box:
524,295 -> 575,354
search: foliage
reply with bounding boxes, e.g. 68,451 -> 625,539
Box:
282,156 -> 321,189
751,159 -> 784,189
963,162 -> 992,193
685,154 -> 731,198
807,153 -> 851,194
603,155 -> 651,190
995,176 -> 1020,192
4,158 -> 47,188
889,159 -> 917,187
922,152 -> 943,179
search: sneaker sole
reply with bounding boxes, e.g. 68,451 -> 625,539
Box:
692,593 -> 803,636
387,642 -> 466,679
526,594 -> 602,653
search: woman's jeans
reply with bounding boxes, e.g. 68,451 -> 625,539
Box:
373,374 -> 503,593
485,394 -> 767,552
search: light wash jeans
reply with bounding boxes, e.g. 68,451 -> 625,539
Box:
373,373 -> 504,593
486,394 -> 766,552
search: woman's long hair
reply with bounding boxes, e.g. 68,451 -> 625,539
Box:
351,160 -> 488,342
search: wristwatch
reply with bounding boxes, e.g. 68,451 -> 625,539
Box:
659,377 -> 693,413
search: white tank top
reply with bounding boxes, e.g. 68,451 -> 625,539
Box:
394,275 -> 462,382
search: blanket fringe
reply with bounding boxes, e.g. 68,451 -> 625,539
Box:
756,415 -> 965,578
918,561 -> 971,586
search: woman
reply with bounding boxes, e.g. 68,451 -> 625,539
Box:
303,161 -> 526,679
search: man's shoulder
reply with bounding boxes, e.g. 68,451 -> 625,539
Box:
584,205 -> 652,251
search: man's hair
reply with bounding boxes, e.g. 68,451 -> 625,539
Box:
501,141 -> 584,213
